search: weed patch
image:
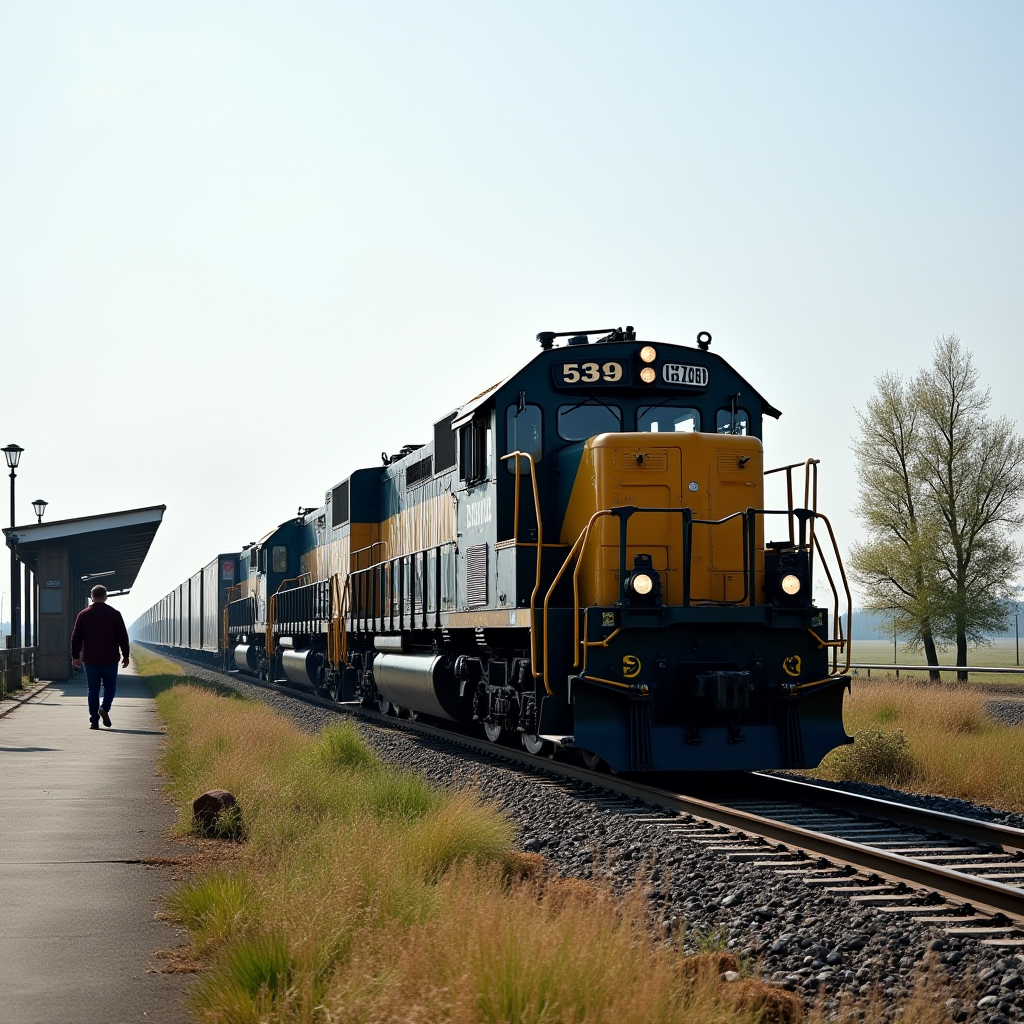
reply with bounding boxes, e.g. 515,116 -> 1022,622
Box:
812,677 -> 1024,810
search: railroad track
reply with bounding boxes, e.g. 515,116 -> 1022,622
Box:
159,653 -> 1024,948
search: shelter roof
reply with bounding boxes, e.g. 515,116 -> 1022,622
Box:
3,505 -> 166,596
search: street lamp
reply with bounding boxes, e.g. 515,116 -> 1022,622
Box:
3,444 -> 23,650
31,499 -> 47,523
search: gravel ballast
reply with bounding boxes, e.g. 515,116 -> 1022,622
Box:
151,653 -> 1024,1019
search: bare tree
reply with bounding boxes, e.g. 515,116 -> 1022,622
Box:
849,373 -> 944,680
913,335 -> 1024,680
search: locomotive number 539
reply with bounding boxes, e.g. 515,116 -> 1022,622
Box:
560,361 -> 624,384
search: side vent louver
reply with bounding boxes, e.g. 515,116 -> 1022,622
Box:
406,456 -> 432,489
434,414 -> 457,473
466,544 -> 488,607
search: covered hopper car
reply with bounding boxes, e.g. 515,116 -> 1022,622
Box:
132,327 -> 852,772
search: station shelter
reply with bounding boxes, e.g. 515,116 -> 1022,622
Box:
3,505 -> 165,680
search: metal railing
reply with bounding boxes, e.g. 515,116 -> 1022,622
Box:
272,578 -> 330,634
347,543 -> 454,633
852,662 -> 1024,679
542,504 -> 853,691
1,647 -> 38,699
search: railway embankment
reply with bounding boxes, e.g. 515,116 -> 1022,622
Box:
140,648 -> 1024,1023
139,648 -> 806,1024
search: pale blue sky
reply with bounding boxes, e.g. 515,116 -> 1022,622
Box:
1,1 -> 1021,620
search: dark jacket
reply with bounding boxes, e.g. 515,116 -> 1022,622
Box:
71,602 -> 130,665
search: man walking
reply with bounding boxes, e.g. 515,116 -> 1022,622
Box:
71,584 -> 130,730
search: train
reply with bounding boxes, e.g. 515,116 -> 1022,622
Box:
132,326 -> 853,772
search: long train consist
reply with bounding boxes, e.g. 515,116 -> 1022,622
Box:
132,327 -> 852,772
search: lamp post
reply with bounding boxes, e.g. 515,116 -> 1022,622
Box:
3,445 -> 23,650
32,499 -> 47,524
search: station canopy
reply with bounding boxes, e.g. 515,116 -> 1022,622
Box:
4,505 -> 166,596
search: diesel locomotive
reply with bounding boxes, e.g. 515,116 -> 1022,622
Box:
132,327 -> 852,772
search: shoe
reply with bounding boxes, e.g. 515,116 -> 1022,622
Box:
90,722 -> 99,730
100,708 -> 112,728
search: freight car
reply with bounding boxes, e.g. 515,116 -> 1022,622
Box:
132,327 -> 852,772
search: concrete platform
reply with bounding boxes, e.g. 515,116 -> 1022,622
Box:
0,666 -> 191,1024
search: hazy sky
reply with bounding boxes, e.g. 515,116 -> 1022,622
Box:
1,1 -> 1021,623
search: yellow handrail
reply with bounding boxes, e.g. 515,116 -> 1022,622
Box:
266,574 -> 312,659
328,573 -> 350,668
499,451 -> 543,680
541,509 -> 609,691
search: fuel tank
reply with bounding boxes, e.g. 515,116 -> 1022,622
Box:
372,652 -> 466,721
281,648 -> 320,690
234,644 -> 258,673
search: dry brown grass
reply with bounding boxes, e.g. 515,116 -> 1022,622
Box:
814,675 -> 1024,810
139,658 -> 815,1024
137,652 -> 966,1024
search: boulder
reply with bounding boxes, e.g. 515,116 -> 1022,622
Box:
192,789 -> 237,830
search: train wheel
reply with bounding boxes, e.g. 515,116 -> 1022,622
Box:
327,677 -> 341,703
522,733 -> 551,756
378,697 -> 393,715
405,708 -> 419,722
483,721 -> 503,743
580,750 -> 603,770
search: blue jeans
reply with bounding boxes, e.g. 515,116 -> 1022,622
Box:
84,663 -> 118,723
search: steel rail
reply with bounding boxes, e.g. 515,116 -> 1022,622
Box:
150,648 -> 1024,922
747,772 -> 1024,852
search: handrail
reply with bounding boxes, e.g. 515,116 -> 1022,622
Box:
346,541 -> 456,630
541,509 -> 609,691
545,502 -> 852,687
500,451 -> 543,679
765,458 -> 820,547
351,540 -> 389,572
328,573 -> 349,668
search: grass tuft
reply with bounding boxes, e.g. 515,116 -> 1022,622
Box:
812,677 -> 1024,809
819,725 -> 916,786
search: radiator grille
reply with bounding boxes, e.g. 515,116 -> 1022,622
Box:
466,544 -> 488,607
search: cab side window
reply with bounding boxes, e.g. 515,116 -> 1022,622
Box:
460,417 -> 490,484
506,404 -> 543,474
716,407 -> 750,435
272,546 -> 288,573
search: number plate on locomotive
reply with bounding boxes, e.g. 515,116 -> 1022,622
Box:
661,363 -> 709,387
554,360 -> 629,387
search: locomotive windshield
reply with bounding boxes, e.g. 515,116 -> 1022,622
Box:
557,401 -> 622,441
638,405 -> 701,433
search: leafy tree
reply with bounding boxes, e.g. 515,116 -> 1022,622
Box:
849,373 -> 944,680
850,335 -> 1024,680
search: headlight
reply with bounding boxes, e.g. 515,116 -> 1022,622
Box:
781,574 -> 802,596
639,345 -> 657,363
640,366 -> 657,384
631,573 -> 654,596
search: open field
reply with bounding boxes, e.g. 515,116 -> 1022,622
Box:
136,649 -> 810,1024
814,675 -> 1024,811
849,638 -> 1024,686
